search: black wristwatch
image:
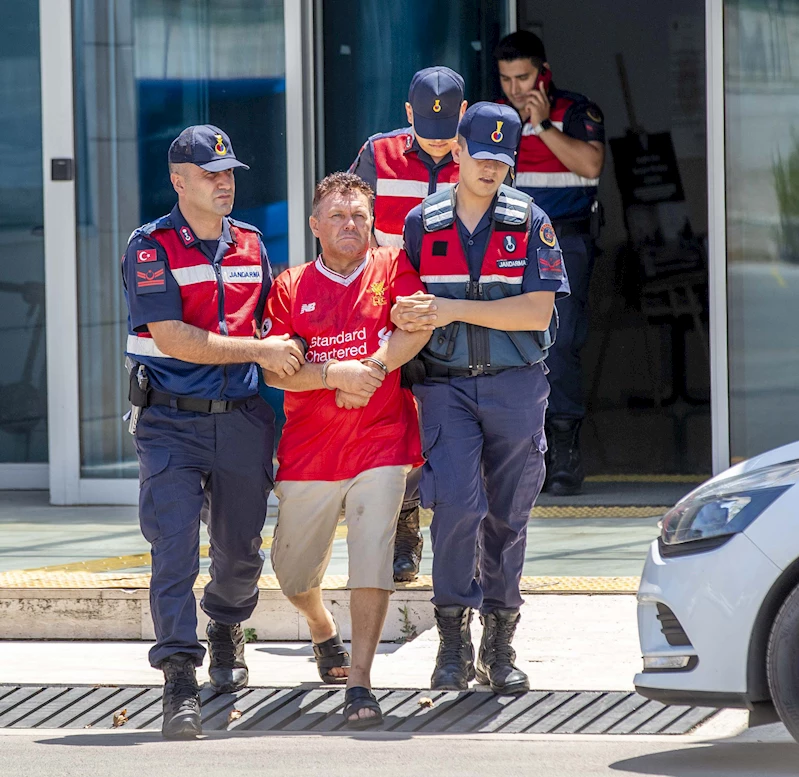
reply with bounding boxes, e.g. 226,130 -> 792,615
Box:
535,118 -> 554,134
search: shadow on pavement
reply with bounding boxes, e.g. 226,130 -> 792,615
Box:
612,741 -> 799,776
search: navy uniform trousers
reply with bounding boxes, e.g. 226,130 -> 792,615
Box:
413,365 -> 549,612
545,232 -> 596,420
135,396 -> 275,668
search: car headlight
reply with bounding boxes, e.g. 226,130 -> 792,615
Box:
659,459 -> 799,554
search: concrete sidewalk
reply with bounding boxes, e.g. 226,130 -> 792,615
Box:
1,595 -> 638,690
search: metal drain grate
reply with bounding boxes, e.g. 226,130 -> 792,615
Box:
0,686 -> 717,735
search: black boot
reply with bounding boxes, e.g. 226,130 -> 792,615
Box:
475,609 -> 530,695
545,417 -> 584,496
161,653 -> 202,739
206,620 -> 248,693
431,605 -> 475,690
393,505 -> 423,582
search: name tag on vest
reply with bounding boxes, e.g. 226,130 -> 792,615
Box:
222,266 -> 263,283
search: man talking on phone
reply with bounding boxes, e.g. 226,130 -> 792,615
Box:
495,31 -> 605,497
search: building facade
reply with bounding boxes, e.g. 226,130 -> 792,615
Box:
1,0 -> 795,504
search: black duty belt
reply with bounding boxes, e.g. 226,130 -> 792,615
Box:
426,365 -> 508,379
552,219 -> 591,238
147,389 -> 251,414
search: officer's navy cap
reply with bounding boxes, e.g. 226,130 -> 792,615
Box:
168,125 -> 250,172
458,102 -> 520,167
408,66 -> 465,141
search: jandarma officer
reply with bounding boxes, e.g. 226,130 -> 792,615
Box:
122,124 -> 304,739
495,31 -> 605,496
393,103 -> 570,694
350,66 -> 466,583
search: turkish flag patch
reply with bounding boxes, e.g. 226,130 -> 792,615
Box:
135,261 -> 167,294
137,248 -> 157,263
537,248 -> 564,280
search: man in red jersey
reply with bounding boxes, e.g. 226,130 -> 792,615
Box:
350,65 -> 466,582
263,172 -> 430,729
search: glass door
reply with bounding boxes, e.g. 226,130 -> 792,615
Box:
42,0 -> 292,503
0,1 -> 48,488
724,0 -> 799,462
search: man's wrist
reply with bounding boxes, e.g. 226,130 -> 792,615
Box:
321,359 -> 339,390
362,356 -> 389,375
533,118 -> 554,135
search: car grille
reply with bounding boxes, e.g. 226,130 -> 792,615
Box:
656,603 -> 693,647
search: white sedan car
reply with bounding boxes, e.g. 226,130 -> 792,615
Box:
635,441 -> 799,742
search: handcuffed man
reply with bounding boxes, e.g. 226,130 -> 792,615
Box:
263,172 -> 430,728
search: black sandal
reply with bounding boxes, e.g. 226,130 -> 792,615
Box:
342,686 -> 383,729
313,632 -> 350,684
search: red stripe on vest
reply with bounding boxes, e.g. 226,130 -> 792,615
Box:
372,134 -> 458,244
420,223 -> 529,282
154,225 -> 264,336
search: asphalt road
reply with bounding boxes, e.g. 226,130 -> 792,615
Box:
3,728 -> 798,777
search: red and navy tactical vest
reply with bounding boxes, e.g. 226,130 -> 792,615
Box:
513,92 -> 600,221
418,185 -> 552,373
372,131 -> 459,248
125,211 -> 269,400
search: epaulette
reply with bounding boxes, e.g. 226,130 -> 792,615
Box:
228,217 -> 263,236
493,185 -> 532,226
421,186 -> 457,232
127,214 -> 172,245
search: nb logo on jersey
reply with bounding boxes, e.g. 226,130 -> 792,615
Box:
301,302 -> 316,314
378,326 -> 392,346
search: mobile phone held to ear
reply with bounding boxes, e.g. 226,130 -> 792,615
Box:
534,66 -> 552,92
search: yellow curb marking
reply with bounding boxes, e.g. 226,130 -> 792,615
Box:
584,474 -> 705,484
0,571 -> 640,594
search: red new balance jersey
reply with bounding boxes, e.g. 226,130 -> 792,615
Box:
265,247 -> 424,482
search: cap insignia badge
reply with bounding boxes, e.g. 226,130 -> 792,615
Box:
491,121 -> 504,143
433,99 -> 442,113
214,134 -> 228,155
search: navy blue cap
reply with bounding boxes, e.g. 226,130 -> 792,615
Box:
168,125 -> 250,172
458,102 -> 521,167
408,66 -> 465,140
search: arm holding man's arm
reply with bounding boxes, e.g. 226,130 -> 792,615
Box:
148,321 -> 304,376
392,208 -> 569,333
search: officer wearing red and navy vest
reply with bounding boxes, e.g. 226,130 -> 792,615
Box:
121,125 -> 305,740
396,103 -> 570,694
349,66 -> 466,584
495,31 -> 605,497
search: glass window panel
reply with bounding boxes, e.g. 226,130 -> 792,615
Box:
725,0 -> 799,460
0,2 -> 47,463
74,0 -> 287,478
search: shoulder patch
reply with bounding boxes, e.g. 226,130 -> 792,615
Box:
585,106 -> 603,123
421,187 -> 457,232
127,214 -> 172,245
539,222 -> 557,247
228,217 -> 263,236
494,185 -> 532,226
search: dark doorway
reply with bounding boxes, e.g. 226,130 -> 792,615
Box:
518,0 -> 711,487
